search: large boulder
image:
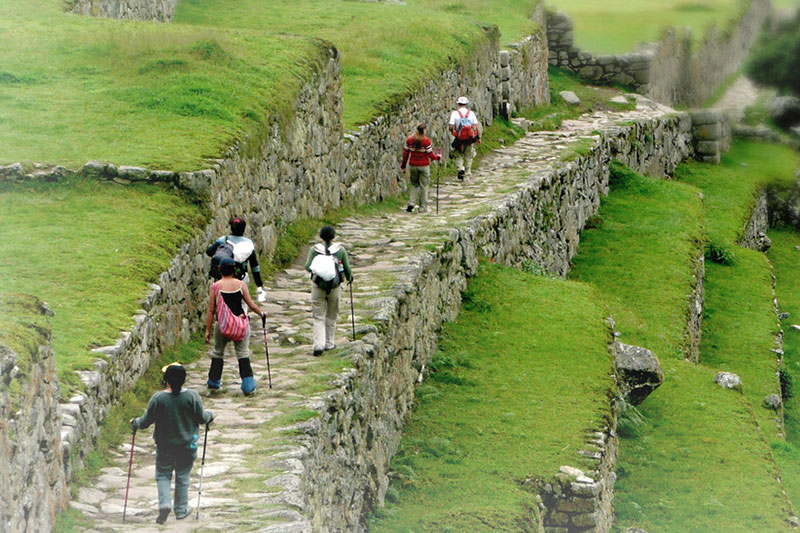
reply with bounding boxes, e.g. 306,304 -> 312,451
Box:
614,342 -> 664,405
768,96 -> 800,128
714,371 -> 742,391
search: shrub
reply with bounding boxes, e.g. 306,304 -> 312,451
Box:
780,365 -> 794,401
705,241 -> 736,265
746,13 -> 800,96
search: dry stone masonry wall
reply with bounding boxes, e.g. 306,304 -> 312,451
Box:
547,0 -> 771,107
68,0 -> 179,21
0,297 -> 66,532
0,15 -> 550,531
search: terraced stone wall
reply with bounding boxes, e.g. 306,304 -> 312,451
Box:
0,14 -> 551,530
546,0 -> 771,106
0,297 -> 66,532
298,114 -> 692,531
68,0 -> 178,21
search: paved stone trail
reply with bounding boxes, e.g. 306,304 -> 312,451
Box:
711,75 -> 762,117
72,95 -> 675,532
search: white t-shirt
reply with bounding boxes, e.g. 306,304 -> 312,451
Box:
449,107 -> 479,128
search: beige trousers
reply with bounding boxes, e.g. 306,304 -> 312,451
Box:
409,165 -> 431,209
311,284 -> 340,351
453,144 -> 476,176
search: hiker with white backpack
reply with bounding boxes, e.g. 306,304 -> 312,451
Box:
305,225 -> 352,357
206,217 -> 267,303
449,96 -> 481,181
204,257 -> 265,395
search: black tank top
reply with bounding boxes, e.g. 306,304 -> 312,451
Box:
220,288 -> 244,316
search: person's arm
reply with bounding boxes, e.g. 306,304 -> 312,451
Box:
131,393 -> 159,431
472,112 -> 481,141
205,237 -> 224,257
427,140 -> 440,162
241,281 -> 263,316
247,250 -> 264,288
401,143 -> 410,170
339,248 -> 352,282
204,284 -> 216,343
192,391 -> 213,425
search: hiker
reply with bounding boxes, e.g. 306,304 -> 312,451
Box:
204,257 -> 265,394
130,363 -> 213,524
401,123 -> 441,213
448,96 -> 481,181
206,217 -> 267,303
305,225 -> 353,356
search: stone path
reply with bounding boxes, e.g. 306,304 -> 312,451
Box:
71,95 -> 676,532
711,75 -> 762,118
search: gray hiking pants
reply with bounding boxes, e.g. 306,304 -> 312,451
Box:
409,165 -> 431,209
311,284 -> 340,351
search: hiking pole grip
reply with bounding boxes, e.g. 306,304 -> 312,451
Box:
262,313 -> 272,389
123,429 -> 136,523
195,422 -> 209,520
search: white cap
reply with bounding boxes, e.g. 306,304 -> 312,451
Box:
457,96 -> 469,105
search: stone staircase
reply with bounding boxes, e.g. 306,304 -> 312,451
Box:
71,97 -> 677,532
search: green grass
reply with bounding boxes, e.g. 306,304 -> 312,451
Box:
1,0 -> 544,169
548,0 -> 744,54
769,229 -> 800,506
0,177 -> 205,392
176,0 -> 542,130
0,0 -> 324,170
368,263 -> 614,532
569,163 -> 790,531
676,141 -> 800,256
520,68 -> 635,130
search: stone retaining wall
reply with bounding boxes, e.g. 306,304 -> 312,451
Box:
296,113 -> 692,530
690,110 -> 733,164
546,0 -> 771,106
68,0 -> 178,21
0,297 -> 66,532
0,14 -> 550,530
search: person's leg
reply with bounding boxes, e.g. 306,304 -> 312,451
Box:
418,166 -> 431,211
465,144 -> 476,178
232,327 -> 256,394
173,449 -> 197,519
408,167 -> 421,211
155,447 -> 174,522
324,286 -> 341,350
208,325 -> 226,388
454,149 -> 465,179
311,285 -> 327,355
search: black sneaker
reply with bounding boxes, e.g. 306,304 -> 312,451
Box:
156,507 -> 171,524
406,205 -> 414,213
457,170 -> 465,181
313,349 -> 323,357
175,506 -> 193,520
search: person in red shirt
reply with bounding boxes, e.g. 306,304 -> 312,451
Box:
401,123 -> 441,213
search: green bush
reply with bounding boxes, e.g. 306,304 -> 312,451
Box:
746,12 -> 800,96
705,241 -> 737,265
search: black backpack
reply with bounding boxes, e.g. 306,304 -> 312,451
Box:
208,237 -> 249,280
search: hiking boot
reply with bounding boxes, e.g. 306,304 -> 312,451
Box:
418,206 -> 428,213
313,349 -> 323,357
156,507 -> 171,524
406,204 -> 414,213
324,344 -> 336,351
206,379 -> 221,390
457,169 -> 465,181
175,506 -> 193,520
241,376 -> 257,395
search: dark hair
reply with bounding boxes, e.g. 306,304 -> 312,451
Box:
413,123 -> 426,148
220,262 -> 235,276
164,365 -> 186,394
230,217 -> 246,236
320,225 -> 335,243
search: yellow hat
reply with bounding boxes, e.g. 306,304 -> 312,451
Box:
161,361 -> 183,373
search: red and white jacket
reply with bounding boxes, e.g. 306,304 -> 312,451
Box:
401,136 -> 441,168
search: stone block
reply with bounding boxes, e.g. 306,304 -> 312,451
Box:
571,511 -> 599,528
694,123 -> 721,141
695,140 -> 719,156
691,110 -> 720,126
615,342 -> 664,405
499,50 -> 510,67
714,371 -> 742,391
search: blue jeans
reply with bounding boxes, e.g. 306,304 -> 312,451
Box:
155,445 -> 196,515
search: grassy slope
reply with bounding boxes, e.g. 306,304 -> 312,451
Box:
569,164 -> 789,531
175,0 -> 540,130
369,264 -> 614,532
0,0 -> 323,170
548,0 -> 742,53
769,229 -> 800,511
0,178 -> 204,391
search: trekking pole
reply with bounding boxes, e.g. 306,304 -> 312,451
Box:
122,428 -> 136,523
261,313 -> 273,389
436,148 -> 442,214
195,422 -> 209,520
349,280 -> 356,342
